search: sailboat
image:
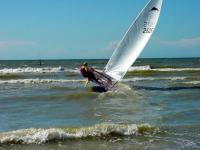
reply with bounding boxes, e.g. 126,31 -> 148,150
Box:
91,0 -> 163,90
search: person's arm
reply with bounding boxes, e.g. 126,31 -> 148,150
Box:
84,78 -> 89,87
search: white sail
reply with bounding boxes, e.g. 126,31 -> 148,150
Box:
104,0 -> 163,81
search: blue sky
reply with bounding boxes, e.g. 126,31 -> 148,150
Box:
0,0 -> 200,59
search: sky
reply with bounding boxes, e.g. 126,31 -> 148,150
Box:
0,0 -> 200,60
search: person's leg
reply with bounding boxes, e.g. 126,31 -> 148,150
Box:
88,71 -> 100,84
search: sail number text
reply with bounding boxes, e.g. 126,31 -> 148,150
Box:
143,22 -> 154,34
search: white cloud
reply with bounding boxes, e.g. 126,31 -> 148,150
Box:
102,40 -> 119,51
0,40 -> 38,50
154,37 -> 200,47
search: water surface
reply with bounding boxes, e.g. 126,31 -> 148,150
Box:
0,58 -> 200,150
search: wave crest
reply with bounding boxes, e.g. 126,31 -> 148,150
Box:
0,76 -> 188,85
0,124 -> 155,145
0,79 -> 84,84
0,67 -> 79,74
1,66 -> 200,75
128,65 -> 151,71
123,77 -> 186,82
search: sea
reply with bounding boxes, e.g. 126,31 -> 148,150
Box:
0,58 -> 200,150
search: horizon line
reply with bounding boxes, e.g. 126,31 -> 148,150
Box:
0,57 -> 199,61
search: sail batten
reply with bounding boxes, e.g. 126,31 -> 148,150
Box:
104,0 -> 163,81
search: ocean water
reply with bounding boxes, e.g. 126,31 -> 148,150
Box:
0,58 -> 200,150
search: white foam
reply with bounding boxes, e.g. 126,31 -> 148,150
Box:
128,66 -> 200,72
152,68 -> 200,72
128,65 -> 151,71
123,77 -> 186,82
0,124 -> 154,145
0,76 -> 187,85
0,66 -> 199,75
0,67 -> 79,74
182,81 -> 200,85
0,79 -> 84,84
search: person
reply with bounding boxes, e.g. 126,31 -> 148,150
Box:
80,62 -> 98,87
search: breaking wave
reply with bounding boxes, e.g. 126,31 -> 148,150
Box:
152,68 -> 200,72
123,77 -> 187,82
0,79 -> 84,84
128,65 -> 151,71
0,66 -> 200,75
0,67 -> 79,74
0,77 -> 188,85
181,81 -> 200,86
0,123 -> 156,145
128,66 -> 200,72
